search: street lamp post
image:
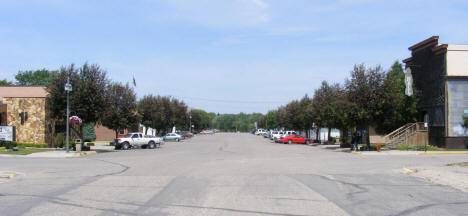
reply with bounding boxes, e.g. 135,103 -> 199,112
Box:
65,77 -> 72,153
189,113 -> 192,133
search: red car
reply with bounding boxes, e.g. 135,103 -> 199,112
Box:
279,135 -> 313,144
181,132 -> 193,138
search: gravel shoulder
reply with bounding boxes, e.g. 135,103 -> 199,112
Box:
408,163 -> 468,192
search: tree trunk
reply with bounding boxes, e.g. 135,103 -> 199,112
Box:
315,127 -> 320,143
115,129 -> 118,139
340,128 -> 345,145
328,127 -> 332,143
366,125 -> 371,150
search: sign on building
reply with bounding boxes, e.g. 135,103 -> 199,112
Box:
0,126 -> 15,142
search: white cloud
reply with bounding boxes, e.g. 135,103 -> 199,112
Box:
251,0 -> 269,9
156,0 -> 270,28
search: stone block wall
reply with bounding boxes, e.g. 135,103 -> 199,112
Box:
3,97 -> 47,143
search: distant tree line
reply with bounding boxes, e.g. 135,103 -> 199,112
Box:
211,113 -> 263,132
257,61 -> 421,148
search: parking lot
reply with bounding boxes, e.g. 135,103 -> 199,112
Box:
1,133 -> 467,216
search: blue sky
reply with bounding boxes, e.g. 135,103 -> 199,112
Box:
1,0 -> 468,114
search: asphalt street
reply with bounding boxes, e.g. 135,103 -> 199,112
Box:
1,133 -> 467,216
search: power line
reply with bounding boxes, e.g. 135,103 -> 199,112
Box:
169,95 -> 285,104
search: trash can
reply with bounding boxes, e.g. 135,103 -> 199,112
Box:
75,139 -> 82,152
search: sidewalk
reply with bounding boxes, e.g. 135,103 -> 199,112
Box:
351,150 -> 468,155
0,150 -> 97,158
312,144 -> 468,155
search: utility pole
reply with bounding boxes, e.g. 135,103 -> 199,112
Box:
65,77 -> 72,153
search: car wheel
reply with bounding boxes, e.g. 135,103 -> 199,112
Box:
122,142 -> 130,150
148,141 -> 156,149
288,140 -> 292,144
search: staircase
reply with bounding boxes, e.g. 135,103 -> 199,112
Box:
384,122 -> 428,148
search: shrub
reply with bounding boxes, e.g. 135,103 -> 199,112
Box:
83,123 -> 96,142
86,142 -> 95,146
0,147 -> 5,151
54,133 -> 64,148
16,142 -> 47,148
392,145 -> 442,151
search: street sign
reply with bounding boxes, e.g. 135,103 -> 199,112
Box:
0,126 -> 14,141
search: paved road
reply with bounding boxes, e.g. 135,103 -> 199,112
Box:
1,133 -> 467,216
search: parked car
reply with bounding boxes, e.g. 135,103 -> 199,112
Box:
255,129 -> 267,136
271,131 -> 284,141
279,134 -> 313,144
280,131 -> 296,139
181,132 -> 193,138
115,133 -> 163,150
164,133 -> 183,142
200,130 -> 214,134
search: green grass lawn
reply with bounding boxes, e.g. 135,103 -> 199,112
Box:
390,145 -> 468,151
0,147 -> 52,155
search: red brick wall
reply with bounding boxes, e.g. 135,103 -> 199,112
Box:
94,125 -> 116,141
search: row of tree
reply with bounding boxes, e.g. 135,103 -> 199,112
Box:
211,113 -> 263,132
1,64 -> 216,145
257,61 -> 421,147
2,65 -> 265,138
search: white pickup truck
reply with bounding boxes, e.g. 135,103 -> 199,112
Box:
115,133 -> 163,150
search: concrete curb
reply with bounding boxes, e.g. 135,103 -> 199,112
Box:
0,151 -> 98,158
418,151 -> 468,155
351,151 -> 362,154
0,172 -> 16,179
73,151 -> 97,157
0,154 -> 15,158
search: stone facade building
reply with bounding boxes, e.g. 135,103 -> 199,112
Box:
0,86 -> 49,143
1,86 -> 129,144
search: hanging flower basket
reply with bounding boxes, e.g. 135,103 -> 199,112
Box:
69,116 -> 82,125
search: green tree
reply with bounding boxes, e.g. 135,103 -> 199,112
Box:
212,113 -> 262,132
138,95 -> 188,135
191,109 -> 211,131
374,61 -> 420,134
83,123 -> 96,142
0,79 -> 12,85
346,64 -> 386,148
102,82 -> 140,138
15,69 -> 57,85
265,110 -> 277,129
463,116 -> 468,129
46,63 -> 109,142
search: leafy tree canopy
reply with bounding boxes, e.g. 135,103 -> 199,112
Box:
102,82 -> 140,138
15,69 -> 57,85
0,79 -> 12,85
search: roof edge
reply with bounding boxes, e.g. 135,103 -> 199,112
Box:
408,36 -> 439,51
